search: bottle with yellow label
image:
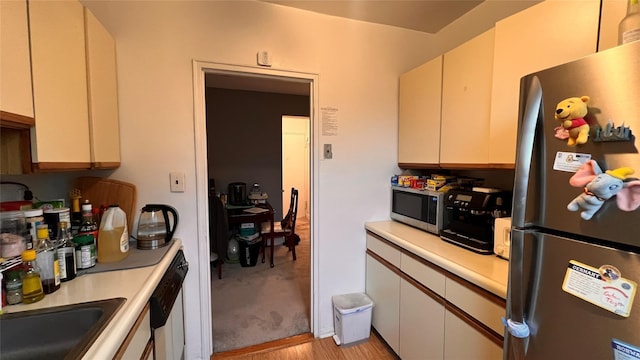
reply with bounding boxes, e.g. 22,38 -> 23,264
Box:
35,224 -> 60,294
21,249 -> 45,304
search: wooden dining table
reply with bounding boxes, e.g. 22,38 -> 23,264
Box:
226,202 -> 276,267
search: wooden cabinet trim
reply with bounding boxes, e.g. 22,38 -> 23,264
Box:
366,231 -> 405,253
92,161 -> 121,169
447,270 -> 506,309
366,249 -> 403,278
0,111 -> 35,129
398,162 -> 440,170
32,162 -> 92,171
114,302 -> 150,360
142,338 -> 154,360
401,269 -> 446,306
446,302 -> 504,347
399,162 -> 515,170
401,248 -> 447,277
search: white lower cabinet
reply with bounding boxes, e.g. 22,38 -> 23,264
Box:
116,303 -> 153,360
444,310 -> 502,360
399,278 -> 445,360
366,253 -> 400,354
366,231 -> 505,360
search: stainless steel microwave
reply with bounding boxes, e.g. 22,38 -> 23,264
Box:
390,186 -> 447,235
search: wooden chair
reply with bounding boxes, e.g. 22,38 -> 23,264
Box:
261,188 -> 298,267
209,193 -> 228,279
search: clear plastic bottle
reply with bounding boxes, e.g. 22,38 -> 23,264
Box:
619,0 -> 640,44
56,222 -> 77,282
98,205 -> 129,263
35,224 -> 60,294
5,270 -> 23,305
21,249 -> 45,304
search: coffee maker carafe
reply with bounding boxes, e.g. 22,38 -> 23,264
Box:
136,204 -> 179,249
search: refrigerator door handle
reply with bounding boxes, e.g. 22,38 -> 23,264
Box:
512,76 -> 542,227
503,229 -> 530,359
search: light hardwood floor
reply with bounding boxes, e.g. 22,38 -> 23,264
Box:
212,331 -> 398,360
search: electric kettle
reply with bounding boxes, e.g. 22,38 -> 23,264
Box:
136,204 -> 179,249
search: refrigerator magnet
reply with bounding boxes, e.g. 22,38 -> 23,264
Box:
553,151 -> 591,172
554,96 -> 591,146
594,120 -> 633,142
612,339 -> 640,360
562,260 -> 637,317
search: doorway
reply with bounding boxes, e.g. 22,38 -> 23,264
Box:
282,116 -> 310,220
192,61 -> 319,356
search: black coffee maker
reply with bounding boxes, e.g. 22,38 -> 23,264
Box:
228,182 -> 247,206
440,188 -> 511,254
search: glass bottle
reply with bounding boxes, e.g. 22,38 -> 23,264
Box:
21,249 -> 45,304
78,201 -> 99,240
619,0 -> 640,44
35,224 -> 61,294
5,270 -> 23,305
56,222 -> 77,282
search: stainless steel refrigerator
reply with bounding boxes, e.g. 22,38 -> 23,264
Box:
504,41 -> 640,360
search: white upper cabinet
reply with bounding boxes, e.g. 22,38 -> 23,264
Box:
29,0 -> 91,168
398,56 -> 443,166
85,7 -> 121,168
0,0 -> 34,122
440,28 -> 495,165
489,0 -> 600,165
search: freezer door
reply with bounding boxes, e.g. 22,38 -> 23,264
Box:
513,41 -> 640,248
504,230 -> 640,359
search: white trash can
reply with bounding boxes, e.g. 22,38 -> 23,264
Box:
332,293 -> 374,346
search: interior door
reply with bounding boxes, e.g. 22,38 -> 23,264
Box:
282,116 -> 309,219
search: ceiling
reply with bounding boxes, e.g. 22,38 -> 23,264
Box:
207,0 -> 485,95
262,0 -> 484,34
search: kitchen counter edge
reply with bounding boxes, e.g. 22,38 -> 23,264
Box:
365,221 -> 508,299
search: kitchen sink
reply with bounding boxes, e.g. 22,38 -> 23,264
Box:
0,297 -> 126,360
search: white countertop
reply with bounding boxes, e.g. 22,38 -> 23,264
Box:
5,239 -> 183,359
365,221 -> 509,299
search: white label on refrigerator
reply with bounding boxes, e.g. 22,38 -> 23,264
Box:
612,339 -> 640,360
553,152 -> 591,172
562,260 -> 637,317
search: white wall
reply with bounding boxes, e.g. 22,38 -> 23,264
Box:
78,1 -> 536,359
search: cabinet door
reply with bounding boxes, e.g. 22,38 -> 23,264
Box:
489,0 -> 600,165
444,310 -> 503,360
85,7 -> 121,168
398,56 -> 442,166
440,28 -> 495,165
365,253 -> 400,354
0,0 -> 34,120
399,278 -> 445,360
29,0 -> 91,168
116,303 -> 152,360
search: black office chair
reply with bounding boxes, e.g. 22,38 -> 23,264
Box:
209,192 -> 228,279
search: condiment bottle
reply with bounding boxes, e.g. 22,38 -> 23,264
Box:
21,249 -> 45,304
78,201 -> 99,241
56,222 -> 77,282
619,0 -> 640,44
24,208 -> 44,250
73,234 -> 97,270
5,270 -> 23,305
35,224 -> 61,294
98,205 -> 129,263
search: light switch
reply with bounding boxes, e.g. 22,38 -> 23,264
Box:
170,172 -> 185,192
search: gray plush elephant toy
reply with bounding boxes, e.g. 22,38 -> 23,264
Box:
567,160 -> 640,220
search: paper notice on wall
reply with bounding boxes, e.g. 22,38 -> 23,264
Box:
562,260 -> 637,317
321,107 -> 338,136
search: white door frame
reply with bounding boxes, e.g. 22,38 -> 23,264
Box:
192,60 -> 319,357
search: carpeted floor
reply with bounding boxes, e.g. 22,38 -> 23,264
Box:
211,219 -> 311,353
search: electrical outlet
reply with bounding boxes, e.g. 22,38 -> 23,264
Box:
170,172 -> 185,192
324,144 -> 333,159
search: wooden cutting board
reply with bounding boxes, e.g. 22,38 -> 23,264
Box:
73,176 -> 137,231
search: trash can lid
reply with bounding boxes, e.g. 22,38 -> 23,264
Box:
332,293 -> 373,315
